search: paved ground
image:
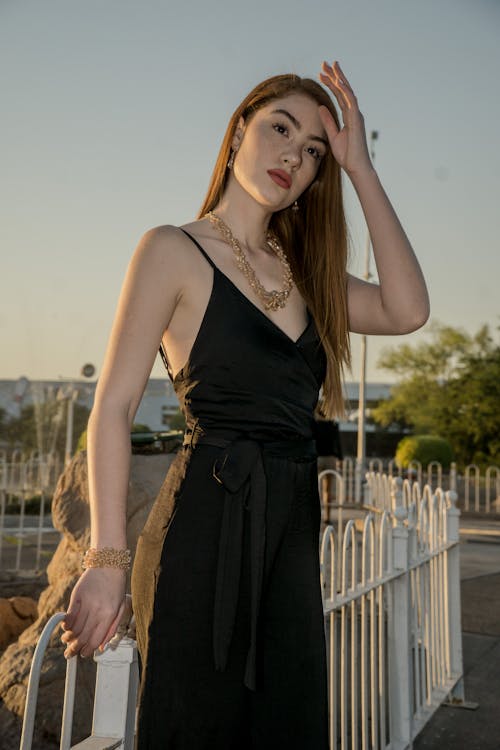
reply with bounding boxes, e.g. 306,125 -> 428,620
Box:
0,514 -> 58,572
413,518 -> 500,750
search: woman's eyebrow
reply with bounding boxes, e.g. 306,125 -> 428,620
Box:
270,108 -> 329,147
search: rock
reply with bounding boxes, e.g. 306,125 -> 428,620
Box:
0,596 -> 38,651
0,571 -> 48,600
0,698 -> 58,750
0,449 -> 174,746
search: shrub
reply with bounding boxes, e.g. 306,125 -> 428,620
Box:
396,434 -> 454,470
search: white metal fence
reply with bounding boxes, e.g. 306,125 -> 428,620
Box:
0,450 -> 61,572
327,456 -> 500,514
319,470 -> 464,748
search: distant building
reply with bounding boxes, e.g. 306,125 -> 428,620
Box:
339,381 -> 394,433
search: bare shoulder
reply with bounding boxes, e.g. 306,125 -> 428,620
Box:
137,220 -> 208,266
137,223 -> 189,264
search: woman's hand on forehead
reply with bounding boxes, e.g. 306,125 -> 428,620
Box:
318,60 -> 373,178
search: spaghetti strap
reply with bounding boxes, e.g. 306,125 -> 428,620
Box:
179,227 -> 217,270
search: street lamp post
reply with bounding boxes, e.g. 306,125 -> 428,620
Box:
355,130 -> 379,504
64,389 -> 79,467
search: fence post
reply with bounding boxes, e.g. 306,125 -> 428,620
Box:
388,477 -> 412,747
76,637 -> 139,749
354,458 -> 363,504
445,490 -> 464,702
449,462 -> 457,493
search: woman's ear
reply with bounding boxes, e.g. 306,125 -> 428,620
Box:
231,115 -> 246,150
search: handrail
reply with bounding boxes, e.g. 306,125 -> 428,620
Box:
19,612 -> 139,750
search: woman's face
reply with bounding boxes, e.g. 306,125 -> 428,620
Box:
230,92 -> 329,211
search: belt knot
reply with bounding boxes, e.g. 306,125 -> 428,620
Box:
181,421 -> 316,690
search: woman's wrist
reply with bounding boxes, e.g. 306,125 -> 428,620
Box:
82,546 -> 131,571
346,162 -> 378,186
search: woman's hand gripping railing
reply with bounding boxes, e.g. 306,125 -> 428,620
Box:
19,597 -> 138,750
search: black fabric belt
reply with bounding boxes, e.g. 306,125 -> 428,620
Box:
182,422 -> 317,691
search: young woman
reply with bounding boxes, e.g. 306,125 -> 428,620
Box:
60,61 -> 429,747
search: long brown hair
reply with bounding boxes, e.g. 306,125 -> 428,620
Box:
197,73 -> 352,420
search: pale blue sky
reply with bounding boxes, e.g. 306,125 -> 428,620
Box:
1,0 -> 498,385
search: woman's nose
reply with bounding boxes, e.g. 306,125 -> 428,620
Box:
283,149 -> 301,168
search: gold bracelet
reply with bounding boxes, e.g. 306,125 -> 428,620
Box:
82,547 -> 131,571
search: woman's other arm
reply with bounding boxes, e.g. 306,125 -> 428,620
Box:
346,167 -> 430,335
61,225 -> 185,658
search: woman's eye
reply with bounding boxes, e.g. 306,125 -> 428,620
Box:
307,146 -> 323,161
273,122 -> 288,135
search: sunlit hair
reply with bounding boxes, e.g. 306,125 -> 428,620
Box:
197,73 -> 352,420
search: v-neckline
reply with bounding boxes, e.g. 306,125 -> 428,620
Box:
214,266 -> 313,347
178,227 -> 314,347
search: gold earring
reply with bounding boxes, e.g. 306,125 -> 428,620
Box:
292,200 -> 299,212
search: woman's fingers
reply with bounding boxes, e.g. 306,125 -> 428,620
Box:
64,607 -> 116,658
62,596 -> 81,631
320,60 -> 357,112
63,608 -> 92,658
63,596 -> 132,658
80,619 -> 113,658
99,595 -> 133,651
333,61 -> 353,91
61,601 -> 90,653
98,602 -> 126,651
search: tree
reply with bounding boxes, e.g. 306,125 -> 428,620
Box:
2,402 -> 91,457
371,320 -> 500,468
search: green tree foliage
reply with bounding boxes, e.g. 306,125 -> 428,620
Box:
2,402 -> 91,457
371,320 -> 500,468
396,435 -> 454,469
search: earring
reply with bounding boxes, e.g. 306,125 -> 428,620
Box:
227,150 -> 235,169
291,200 -> 299,212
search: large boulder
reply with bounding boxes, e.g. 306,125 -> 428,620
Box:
0,597 -> 38,651
0,450 -> 174,748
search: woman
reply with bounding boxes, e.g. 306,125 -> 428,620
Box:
60,61 -> 429,747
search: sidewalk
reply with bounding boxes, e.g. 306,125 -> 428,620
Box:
414,519 -> 500,750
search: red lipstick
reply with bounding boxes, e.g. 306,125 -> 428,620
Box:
267,169 -> 292,189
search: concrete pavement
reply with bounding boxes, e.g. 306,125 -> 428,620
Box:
414,517 -> 500,750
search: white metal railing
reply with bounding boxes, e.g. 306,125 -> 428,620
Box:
20,612 -> 139,750
0,451 -> 62,494
319,471 -> 464,749
0,451 -> 62,573
341,456 -> 500,513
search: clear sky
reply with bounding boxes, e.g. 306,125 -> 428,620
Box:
1,0 -> 498,385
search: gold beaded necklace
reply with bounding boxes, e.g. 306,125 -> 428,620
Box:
205,210 -> 294,312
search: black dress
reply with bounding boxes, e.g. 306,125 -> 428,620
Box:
130,228 -> 330,749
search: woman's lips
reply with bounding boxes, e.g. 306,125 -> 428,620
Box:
267,170 -> 291,189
